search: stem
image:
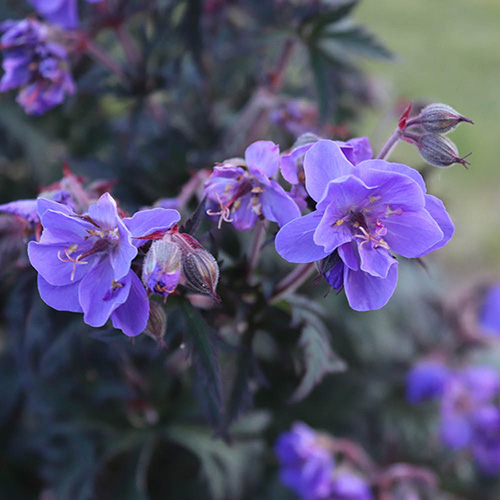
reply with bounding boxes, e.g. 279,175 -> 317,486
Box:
85,39 -> 129,86
115,24 -> 141,68
270,38 -> 295,92
246,219 -> 268,281
270,262 -> 316,304
375,128 -> 401,160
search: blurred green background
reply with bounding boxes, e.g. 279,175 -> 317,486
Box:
354,0 -> 500,285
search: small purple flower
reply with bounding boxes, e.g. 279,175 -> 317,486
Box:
275,422 -> 335,500
29,0 -> 103,30
204,141 -> 301,231
0,18 -> 75,114
142,239 -> 182,297
275,140 -> 454,311
329,472 -> 374,500
479,284 -> 500,336
440,367 -> 500,450
27,193 -> 180,336
405,361 -> 450,404
471,406 -> 500,475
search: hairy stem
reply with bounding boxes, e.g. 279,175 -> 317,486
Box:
115,24 -> 141,68
247,219 -> 268,282
85,40 -> 129,86
270,262 -> 316,304
376,128 -> 401,160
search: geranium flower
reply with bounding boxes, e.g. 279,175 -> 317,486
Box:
275,140 -> 454,311
0,19 -> 75,114
28,193 -> 180,336
29,0 -> 102,30
204,141 -> 300,231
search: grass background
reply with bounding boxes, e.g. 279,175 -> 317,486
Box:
354,0 -> 500,285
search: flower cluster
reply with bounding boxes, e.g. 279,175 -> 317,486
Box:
29,0 -> 103,30
275,139 -> 454,311
204,140 -> 301,231
27,193 -> 181,336
407,361 -> 500,474
0,18 -> 75,114
275,423 -> 373,500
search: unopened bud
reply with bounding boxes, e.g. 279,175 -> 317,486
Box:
181,246 -> 220,301
417,133 -> 471,168
144,302 -> 167,343
418,103 -> 473,134
142,239 -> 182,296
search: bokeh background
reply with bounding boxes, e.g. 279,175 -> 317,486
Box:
355,0 -> 500,283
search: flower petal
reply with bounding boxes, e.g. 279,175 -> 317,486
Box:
343,261 -> 398,311
338,242 -> 360,271
275,211 -> 331,263
79,262 -> 131,328
260,181 -> 301,227
313,203 -> 353,253
358,245 -> 395,278
39,209 -> 95,245
37,197 -> 74,218
231,193 -> 259,232
414,194 -> 454,256
28,241 -> 94,286
110,218 -> 138,280
357,159 -> 426,192
124,208 -> 181,247
383,209 -> 443,258
111,272 -> 149,336
303,140 -> 355,202
87,192 -> 120,230
245,141 -> 280,178
480,285 -> 500,335
0,199 -> 38,223
37,274 -> 83,313
280,144 -> 313,184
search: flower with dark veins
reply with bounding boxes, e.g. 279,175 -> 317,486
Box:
204,140 -> 301,231
28,193 -> 180,336
275,139 -> 454,311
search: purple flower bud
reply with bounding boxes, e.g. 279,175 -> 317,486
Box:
405,361 -> 450,404
142,239 -> 182,297
417,103 -> 473,134
417,133 -> 471,168
144,301 -> 168,343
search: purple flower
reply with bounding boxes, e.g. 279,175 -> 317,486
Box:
0,19 -> 75,114
479,284 -> 500,336
329,472 -> 373,500
406,361 -> 450,404
471,406 -> 500,475
29,0 -> 103,30
27,193 -> 180,336
275,422 -> 334,500
275,140 -> 454,311
204,141 -> 301,231
440,367 -> 500,450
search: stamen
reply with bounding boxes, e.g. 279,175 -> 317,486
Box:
57,247 -> 89,281
206,192 -> 234,229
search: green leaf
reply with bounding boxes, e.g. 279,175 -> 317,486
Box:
309,1 -> 361,39
321,25 -> 393,60
289,307 -> 347,403
165,413 -> 268,500
308,47 -> 331,123
180,301 -> 222,425
181,195 -> 207,235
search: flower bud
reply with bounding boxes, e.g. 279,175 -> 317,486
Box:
181,246 -> 220,301
144,301 -> 168,343
142,239 -> 182,296
417,103 -> 473,134
417,133 -> 471,168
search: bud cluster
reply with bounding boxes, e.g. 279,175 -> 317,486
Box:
399,103 -> 473,168
142,228 -> 220,302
